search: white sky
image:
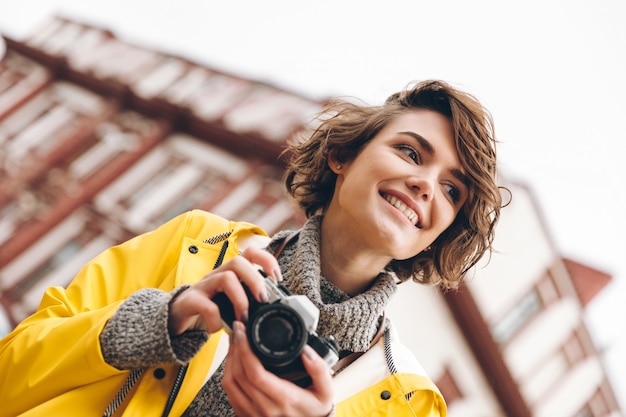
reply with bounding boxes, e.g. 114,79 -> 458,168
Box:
1,0 -> 625,408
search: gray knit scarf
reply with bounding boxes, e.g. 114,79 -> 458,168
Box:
182,215 -> 397,416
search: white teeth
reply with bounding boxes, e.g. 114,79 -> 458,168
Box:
384,195 -> 418,225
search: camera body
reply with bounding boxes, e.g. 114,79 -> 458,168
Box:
212,270 -> 339,387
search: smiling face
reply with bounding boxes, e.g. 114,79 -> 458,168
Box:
327,109 -> 468,261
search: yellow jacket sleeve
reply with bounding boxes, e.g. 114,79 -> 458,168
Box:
0,211 -> 202,415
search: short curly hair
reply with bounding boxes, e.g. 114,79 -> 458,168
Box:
282,80 -> 504,290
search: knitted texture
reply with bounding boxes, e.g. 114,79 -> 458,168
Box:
101,285 -> 208,369
101,215 -> 397,416
270,215 -> 397,353
183,215 -> 397,416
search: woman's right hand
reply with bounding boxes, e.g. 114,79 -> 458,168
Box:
223,320 -> 335,417
167,246 -> 281,336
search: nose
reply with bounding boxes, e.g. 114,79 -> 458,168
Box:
407,175 -> 434,201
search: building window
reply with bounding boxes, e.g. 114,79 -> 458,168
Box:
491,289 -> 542,344
232,171 -> 286,224
94,132 -> 258,234
589,385 -> 611,416
573,406 -> 592,417
155,180 -> 223,226
435,366 -> 463,405
536,269 -> 560,306
574,385 -> 612,417
0,51 -> 50,119
490,268 -> 563,345
562,328 -> 587,366
9,241 -> 81,300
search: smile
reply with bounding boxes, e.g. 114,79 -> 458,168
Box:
383,194 -> 420,227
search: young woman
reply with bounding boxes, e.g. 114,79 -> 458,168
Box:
0,80 -> 503,416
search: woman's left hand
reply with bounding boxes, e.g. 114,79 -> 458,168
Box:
223,320 -> 334,417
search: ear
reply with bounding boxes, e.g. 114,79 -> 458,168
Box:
328,151 -> 343,174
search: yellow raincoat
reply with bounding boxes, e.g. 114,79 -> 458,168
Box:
0,210 -> 446,416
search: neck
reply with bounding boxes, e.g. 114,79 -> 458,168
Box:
319,215 -> 391,296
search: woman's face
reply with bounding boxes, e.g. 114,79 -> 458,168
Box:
328,109 -> 468,261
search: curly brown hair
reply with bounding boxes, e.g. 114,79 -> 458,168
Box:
282,80 -> 504,290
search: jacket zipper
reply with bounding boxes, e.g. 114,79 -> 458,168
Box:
161,238 -> 230,417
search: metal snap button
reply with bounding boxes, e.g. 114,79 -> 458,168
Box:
154,368 -> 166,379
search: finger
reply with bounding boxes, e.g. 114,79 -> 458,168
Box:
228,322 -> 334,416
222,348 -> 257,416
168,288 -> 224,335
239,246 -> 284,284
194,263 -> 260,324
224,322 -> 271,416
228,321 -> 282,409
211,268 -> 256,323
171,249 -> 281,336
171,266 -> 256,334
301,345 -> 334,399
223,362 -> 258,417
211,254 -> 270,306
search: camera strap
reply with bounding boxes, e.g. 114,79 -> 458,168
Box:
271,230 -> 387,375
332,311 -> 385,374
271,230 -> 300,259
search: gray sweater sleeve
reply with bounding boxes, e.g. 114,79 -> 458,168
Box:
100,285 -> 209,370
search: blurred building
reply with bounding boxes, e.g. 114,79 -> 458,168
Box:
0,16 -> 621,417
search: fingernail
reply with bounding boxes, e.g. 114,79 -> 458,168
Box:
259,290 -> 269,303
240,310 -> 249,324
273,268 -> 284,282
233,321 -> 244,343
302,345 -> 316,361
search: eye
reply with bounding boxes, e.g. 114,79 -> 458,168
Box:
443,183 -> 461,203
396,144 -> 420,164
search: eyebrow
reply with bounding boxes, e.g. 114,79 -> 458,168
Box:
399,131 -> 434,155
398,131 -> 470,187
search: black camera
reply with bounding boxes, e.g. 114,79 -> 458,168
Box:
212,270 -> 339,387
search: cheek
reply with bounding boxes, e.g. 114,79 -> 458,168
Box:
433,205 -> 458,234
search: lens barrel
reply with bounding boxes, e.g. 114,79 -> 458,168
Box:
247,303 -> 308,367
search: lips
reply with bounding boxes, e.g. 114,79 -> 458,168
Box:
382,193 -> 420,227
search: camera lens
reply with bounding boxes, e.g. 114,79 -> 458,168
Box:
248,303 -> 307,367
